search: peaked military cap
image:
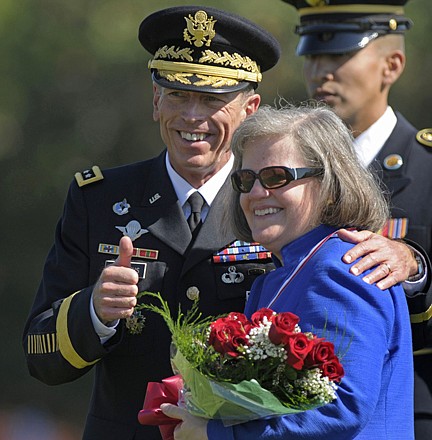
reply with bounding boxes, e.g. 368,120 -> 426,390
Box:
282,0 -> 412,55
139,6 -> 281,93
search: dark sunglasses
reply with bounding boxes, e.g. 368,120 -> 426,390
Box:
231,166 -> 323,193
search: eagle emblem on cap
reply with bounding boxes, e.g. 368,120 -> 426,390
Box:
184,10 -> 216,48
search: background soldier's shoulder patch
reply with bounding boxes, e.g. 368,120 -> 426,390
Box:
74,166 -> 104,187
416,128 -> 432,148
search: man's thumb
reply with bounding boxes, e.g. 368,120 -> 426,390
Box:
115,236 -> 133,267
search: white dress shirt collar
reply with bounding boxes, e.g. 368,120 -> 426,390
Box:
354,106 -> 398,167
165,153 -> 234,220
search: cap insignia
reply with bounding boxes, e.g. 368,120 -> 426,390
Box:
184,10 -> 216,48
416,128 -> 432,148
389,18 -> 398,31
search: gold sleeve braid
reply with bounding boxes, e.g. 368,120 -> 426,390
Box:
56,291 -> 100,369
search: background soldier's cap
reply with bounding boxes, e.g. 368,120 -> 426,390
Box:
138,6 -> 281,93
282,1 -> 412,56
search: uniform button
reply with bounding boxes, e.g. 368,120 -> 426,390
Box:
186,286 -> 200,301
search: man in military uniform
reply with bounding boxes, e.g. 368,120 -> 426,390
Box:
282,1 -> 432,437
23,5 -> 425,440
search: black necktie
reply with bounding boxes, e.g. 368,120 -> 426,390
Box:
187,192 -> 204,233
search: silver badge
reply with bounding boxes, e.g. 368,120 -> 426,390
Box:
112,198 -> 130,215
221,266 -> 245,284
116,220 -> 148,241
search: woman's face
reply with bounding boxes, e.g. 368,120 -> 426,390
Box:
239,135 -> 321,259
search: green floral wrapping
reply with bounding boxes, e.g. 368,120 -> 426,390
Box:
172,349 -> 309,426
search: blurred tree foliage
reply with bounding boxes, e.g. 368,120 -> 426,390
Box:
1,0 -> 430,436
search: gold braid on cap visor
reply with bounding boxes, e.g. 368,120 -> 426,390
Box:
148,59 -> 262,87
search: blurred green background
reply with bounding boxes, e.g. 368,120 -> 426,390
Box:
1,0 -> 430,438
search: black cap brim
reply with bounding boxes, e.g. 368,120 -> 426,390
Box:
296,30 -> 381,55
151,72 -> 254,94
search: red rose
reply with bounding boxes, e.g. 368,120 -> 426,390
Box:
250,308 -> 275,326
226,312 -> 249,325
268,312 -> 300,345
284,333 -> 314,370
320,357 -> 345,382
208,317 -> 249,358
304,339 -> 336,368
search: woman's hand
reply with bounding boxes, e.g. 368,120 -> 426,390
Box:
160,403 -> 208,440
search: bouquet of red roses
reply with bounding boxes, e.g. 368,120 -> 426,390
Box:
137,292 -> 345,430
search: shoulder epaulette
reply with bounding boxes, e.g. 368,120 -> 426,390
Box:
416,128 -> 432,148
74,166 -> 104,187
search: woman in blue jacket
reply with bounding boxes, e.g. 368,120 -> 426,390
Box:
161,103 -> 414,439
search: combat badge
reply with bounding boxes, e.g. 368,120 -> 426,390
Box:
113,198 -> 130,215
416,128 -> 432,148
74,166 -> 104,187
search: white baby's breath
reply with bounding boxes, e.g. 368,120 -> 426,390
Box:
294,368 -> 338,404
245,318 -> 287,361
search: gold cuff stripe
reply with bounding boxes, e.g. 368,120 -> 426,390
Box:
28,333 -> 59,354
410,304 -> 432,324
57,292 -> 100,369
149,60 -> 262,83
298,5 -> 405,16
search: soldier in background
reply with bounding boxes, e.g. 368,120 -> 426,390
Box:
283,0 -> 432,437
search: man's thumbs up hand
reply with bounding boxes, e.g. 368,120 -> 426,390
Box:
93,236 -> 139,324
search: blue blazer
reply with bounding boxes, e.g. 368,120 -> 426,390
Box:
208,225 -> 414,439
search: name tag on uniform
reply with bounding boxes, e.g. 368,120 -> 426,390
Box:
104,260 -> 147,279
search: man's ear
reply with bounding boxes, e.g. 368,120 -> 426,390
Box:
244,93 -> 261,117
383,50 -> 406,86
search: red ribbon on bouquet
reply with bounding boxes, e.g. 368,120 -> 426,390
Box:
138,375 -> 184,440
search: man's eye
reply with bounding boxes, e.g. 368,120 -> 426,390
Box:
206,95 -> 224,104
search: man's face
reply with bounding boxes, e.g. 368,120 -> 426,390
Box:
302,41 -> 387,132
153,85 -> 260,187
